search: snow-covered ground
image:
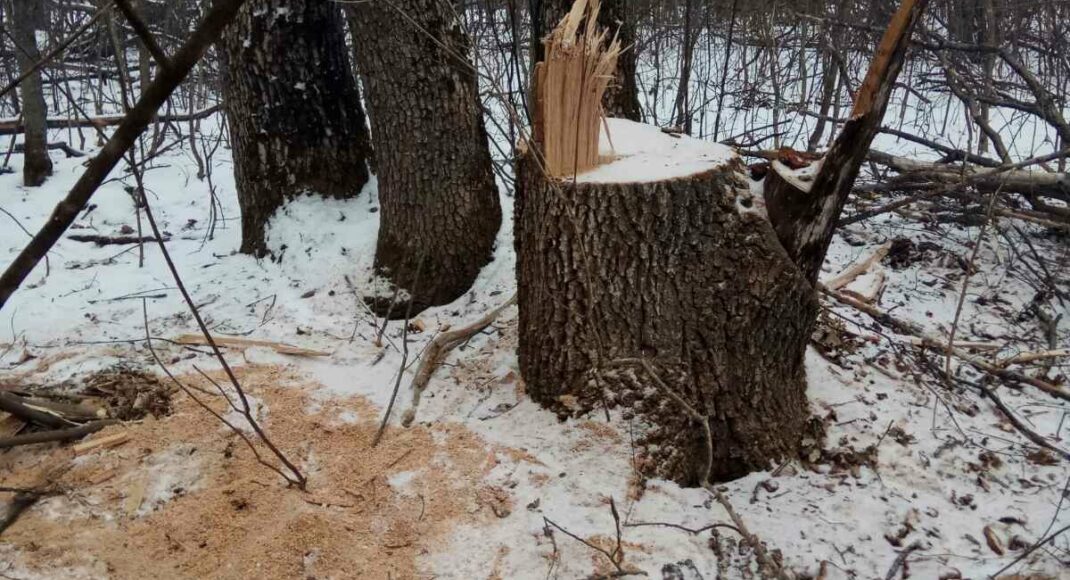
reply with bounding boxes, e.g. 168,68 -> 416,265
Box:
2,110 -> 1068,579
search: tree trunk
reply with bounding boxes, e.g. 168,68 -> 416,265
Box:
347,0 -> 501,316
221,0 -> 372,257
531,0 -> 642,121
515,119 -> 820,485
10,0 -> 53,186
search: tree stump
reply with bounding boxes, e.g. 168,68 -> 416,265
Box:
516,119 -> 820,485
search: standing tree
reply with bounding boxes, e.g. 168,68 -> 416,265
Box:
531,0 -> 642,121
346,0 -> 501,316
221,0 -> 372,257
9,0 -> 52,186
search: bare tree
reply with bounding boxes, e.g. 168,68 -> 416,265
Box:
9,0 -> 53,185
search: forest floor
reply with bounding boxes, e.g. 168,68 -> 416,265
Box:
1,118 -> 1068,579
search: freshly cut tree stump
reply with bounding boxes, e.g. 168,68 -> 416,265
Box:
516,119 -> 820,484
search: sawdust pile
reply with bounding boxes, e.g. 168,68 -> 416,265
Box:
0,365 -> 508,579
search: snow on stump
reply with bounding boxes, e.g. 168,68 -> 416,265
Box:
515,119 -> 821,484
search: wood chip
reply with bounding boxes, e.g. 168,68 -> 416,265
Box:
72,431 -> 131,456
173,334 -> 329,357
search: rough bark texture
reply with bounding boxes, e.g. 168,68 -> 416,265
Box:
531,0 -> 642,121
10,0 -> 53,186
222,0 -> 371,257
347,0 -> 501,317
515,153 -> 820,484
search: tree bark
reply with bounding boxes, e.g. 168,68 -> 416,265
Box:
515,137 -> 819,485
10,0 -> 53,186
347,0 -> 501,316
221,0 -> 372,257
531,0 -> 642,121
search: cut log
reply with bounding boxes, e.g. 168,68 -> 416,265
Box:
516,119 -> 820,484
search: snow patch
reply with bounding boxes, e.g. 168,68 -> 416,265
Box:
575,119 -> 735,184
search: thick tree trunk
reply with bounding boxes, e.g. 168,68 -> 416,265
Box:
347,0 -> 501,316
10,0 -> 53,186
221,0 -> 372,257
531,0 -> 642,121
515,120 -> 819,484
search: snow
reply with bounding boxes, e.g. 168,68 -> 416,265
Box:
575,118 -> 736,184
2,95 -> 1068,580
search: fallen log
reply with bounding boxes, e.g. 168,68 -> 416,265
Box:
868,149 -> 1070,202
11,141 -> 85,158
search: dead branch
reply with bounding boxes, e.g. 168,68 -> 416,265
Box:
705,484 -> 791,580
401,293 -> 516,427
67,234 -> 170,246
821,286 -> 1070,403
824,241 -> 891,291
0,105 -> 222,136
883,541 -> 923,580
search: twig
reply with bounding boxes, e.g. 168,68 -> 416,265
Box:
624,520 -> 742,536
137,180 -> 305,488
372,257 -> 425,447
141,301 -> 303,488
705,484 -> 790,580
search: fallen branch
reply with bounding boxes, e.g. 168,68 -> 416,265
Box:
68,234 -> 170,246
0,392 -> 74,429
0,105 -> 222,136
824,241 -> 891,291
11,141 -> 85,158
0,420 -> 117,450
705,484 -> 790,580
400,293 -> 516,427
821,286 -> 1070,402
996,349 -> 1070,368
883,541 -> 923,580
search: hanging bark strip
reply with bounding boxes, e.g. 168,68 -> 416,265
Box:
763,0 -> 930,284
0,0 -> 249,312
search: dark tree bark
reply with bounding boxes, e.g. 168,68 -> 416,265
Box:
10,0 -> 53,186
531,0 -> 642,121
221,0 -> 372,257
515,144 -> 820,485
347,0 -> 501,316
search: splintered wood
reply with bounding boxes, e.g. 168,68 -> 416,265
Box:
533,0 -> 621,177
